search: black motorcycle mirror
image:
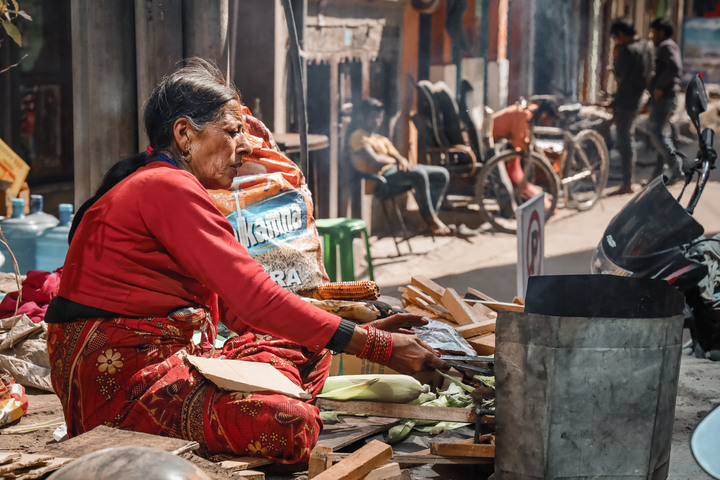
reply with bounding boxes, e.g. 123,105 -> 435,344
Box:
685,74 -> 708,137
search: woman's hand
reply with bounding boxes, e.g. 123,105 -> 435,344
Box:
365,313 -> 428,334
386,332 -> 449,376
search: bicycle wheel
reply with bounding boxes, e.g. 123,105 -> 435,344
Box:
474,150 -> 560,234
563,129 -> 610,211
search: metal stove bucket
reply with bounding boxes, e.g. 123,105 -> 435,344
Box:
494,274 -> 684,480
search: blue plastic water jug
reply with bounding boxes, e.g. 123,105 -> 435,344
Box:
0,198 -> 45,274
36,203 -> 73,272
28,194 -> 59,228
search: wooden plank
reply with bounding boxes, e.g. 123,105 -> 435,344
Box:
316,399 -> 476,423
464,299 -> 524,313
364,462 -> 402,480
441,288 -> 478,325
426,303 -> 452,319
454,320 -> 496,339
467,333 -> 496,355
469,301 -> 497,320
218,456 -> 272,471
236,470 -> 265,480
411,276 -> 445,303
326,452 -> 493,465
465,287 -> 498,303
312,440 -> 392,480
308,445 -> 334,478
405,285 -> 437,306
317,416 -> 400,451
430,438 -> 495,458
41,425 -> 198,459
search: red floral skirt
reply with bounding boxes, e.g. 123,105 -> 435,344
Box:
47,316 -> 331,464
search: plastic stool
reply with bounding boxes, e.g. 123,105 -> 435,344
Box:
315,218 -> 374,282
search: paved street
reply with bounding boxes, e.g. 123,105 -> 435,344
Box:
356,134 -> 720,480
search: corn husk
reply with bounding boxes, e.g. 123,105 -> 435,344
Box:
318,374 -> 430,403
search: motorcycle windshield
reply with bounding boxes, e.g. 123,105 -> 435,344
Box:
601,177 -> 704,264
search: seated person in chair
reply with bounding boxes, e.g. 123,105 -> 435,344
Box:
492,100 -> 558,203
349,98 -> 452,236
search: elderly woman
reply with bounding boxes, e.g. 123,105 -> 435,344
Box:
45,58 -> 445,464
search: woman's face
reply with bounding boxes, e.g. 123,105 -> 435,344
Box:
183,100 -> 253,189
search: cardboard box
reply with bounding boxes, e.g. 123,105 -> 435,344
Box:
0,139 -> 30,198
329,353 -> 399,376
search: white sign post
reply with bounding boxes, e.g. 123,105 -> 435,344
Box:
516,193 -> 545,298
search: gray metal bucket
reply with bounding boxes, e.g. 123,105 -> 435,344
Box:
494,275 -> 685,480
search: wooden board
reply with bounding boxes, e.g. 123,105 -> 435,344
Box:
430,438 -> 495,458
467,333 -> 496,355
317,416 -> 400,451
364,462 -> 402,480
217,456 -> 272,471
326,452 -> 493,465
405,285 -> 437,306
465,287 -> 498,303
308,446 -> 334,479
440,288 -> 478,325
411,276 -> 445,303
316,399 -> 476,423
236,470 -> 265,480
465,299 -> 525,313
41,425 -> 198,459
312,440 -> 392,480
455,319 -> 496,339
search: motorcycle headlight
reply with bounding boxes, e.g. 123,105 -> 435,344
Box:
591,242 -> 633,276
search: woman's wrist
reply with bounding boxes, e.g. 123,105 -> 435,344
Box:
344,325 -> 369,355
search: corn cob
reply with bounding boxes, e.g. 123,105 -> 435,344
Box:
318,374 -> 430,403
305,281 -> 381,301
303,298 -> 380,322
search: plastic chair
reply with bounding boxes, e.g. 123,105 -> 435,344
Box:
315,218 -> 374,282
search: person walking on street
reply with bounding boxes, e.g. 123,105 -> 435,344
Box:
608,18 -> 654,196
648,17 -> 684,183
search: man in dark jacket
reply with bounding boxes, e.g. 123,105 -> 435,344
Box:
648,17 -> 683,183
608,18 -> 654,196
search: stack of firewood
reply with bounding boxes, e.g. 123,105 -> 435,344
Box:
398,276 -> 524,355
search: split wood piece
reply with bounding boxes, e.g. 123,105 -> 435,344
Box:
218,456 -> 272,472
426,303 -> 452,320
402,304 -> 456,327
429,437 -> 495,458
308,445 -> 334,479
316,399 -> 476,423
326,452 -> 493,466
401,292 -> 430,310
236,470 -> 265,480
0,453 -> 55,476
465,287 -> 498,303
512,296 -> 525,305
467,333 -> 495,355
469,302 -> 498,321
410,276 -> 445,303
440,288 -> 478,325
465,299 -> 524,313
13,457 -> 74,480
311,440 -> 392,480
364,462 -> 402,480
454,319 -> 496,339
405,285 -> 437,306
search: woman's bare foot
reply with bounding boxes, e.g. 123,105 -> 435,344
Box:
426,215 -> 452,236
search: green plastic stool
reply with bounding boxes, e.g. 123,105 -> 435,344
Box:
315,218 -> 374,282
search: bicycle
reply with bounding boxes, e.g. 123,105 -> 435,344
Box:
474,101 -> 610,234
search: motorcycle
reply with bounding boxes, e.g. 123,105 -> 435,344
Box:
591,74 -> 720,360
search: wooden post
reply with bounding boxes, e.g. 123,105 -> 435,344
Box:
361,58 -> 371,98
182,0 -> 229,72
134,0 -> 183,151
71,0 -> 137,206
329,57 -> 339,218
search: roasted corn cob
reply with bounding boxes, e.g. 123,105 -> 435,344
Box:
303,281 -> 381,301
